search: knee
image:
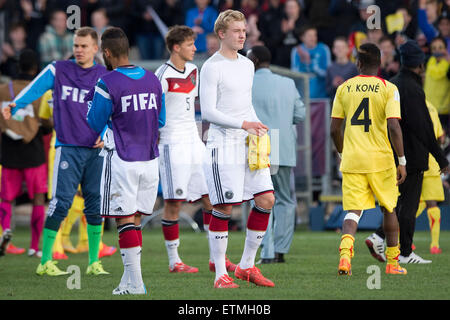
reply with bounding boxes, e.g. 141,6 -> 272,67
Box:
84,212 -> 102,226
164,201 -> 182,220
255,193 -> 275,210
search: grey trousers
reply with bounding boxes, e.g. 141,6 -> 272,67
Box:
260,166 -> 297,259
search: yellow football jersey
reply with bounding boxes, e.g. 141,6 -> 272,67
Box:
331,75 -> 401,173
425,101 -> 444,177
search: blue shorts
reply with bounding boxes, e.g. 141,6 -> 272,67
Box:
47,146 -> 103,225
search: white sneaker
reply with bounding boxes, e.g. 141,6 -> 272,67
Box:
365,233 -> 386,262
398,252 -> 432,264
28,249 -> 42,258
0,229 -> 12,256
112,284 -> 147,295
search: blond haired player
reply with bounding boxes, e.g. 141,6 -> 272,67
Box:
155,25 -> 235,273
200,10 -> 275,288
415,101 -> 446,254
330,43 -> 407,276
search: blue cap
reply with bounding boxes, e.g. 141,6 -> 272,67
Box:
399,40 -> 425,68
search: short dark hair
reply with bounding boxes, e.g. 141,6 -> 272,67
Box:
379,35 -> 395,46
101,27 -> 129,58
431,36 -> 447,49
299,25 -> 316,38
75,26 -> 99,44
19,49 -> 38,74
357,43 -> 381,69
165,25 -> 196,53
249,45 -> 272,64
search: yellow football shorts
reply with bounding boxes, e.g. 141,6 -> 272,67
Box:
342,166 -> 398,213
420,175 -> 445,202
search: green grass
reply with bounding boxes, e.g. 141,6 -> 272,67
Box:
1,226 -> 450,300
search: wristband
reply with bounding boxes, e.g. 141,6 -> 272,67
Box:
398,156 -> 406,166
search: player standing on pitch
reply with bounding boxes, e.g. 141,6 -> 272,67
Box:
330,43 -> 407,276
200,10 -> 275,289
2,27 -> 109,276
155,25 -> 237,274
87,27 -> 165,295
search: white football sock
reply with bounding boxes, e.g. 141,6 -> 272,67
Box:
239,229 -> 266,269
204,224 -> 214,263
209,231 -> 228,281
165,239 -> 182,268
121,246 -> 144,289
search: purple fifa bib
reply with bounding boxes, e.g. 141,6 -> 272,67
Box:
53,60 -> 107,146
102,69 -> 162,162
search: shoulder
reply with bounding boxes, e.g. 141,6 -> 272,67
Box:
186,62 -> 198,72
155,63 -> 170,81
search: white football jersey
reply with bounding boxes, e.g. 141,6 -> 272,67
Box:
155,61 -> 200,144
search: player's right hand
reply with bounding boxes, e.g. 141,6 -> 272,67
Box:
2,103 -> 14,120
242,120 -> 268,136
396,165 -> 407,186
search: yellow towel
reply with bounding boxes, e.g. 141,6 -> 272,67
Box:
248,133 -> 271,171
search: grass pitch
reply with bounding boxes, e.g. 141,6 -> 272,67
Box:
1,226 -> 449,300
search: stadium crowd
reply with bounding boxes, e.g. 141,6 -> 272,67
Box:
0,0 -> 449,99
0,0 -> 449,258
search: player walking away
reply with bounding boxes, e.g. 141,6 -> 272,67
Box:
200,10 -> 275,289
415,101 -> 445,254
156,25 -> 236,274
330,43 -> 408,276
2,27 -> 109,276
87,27 -> 165,295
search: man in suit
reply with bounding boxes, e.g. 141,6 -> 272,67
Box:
247,45 -> 305,263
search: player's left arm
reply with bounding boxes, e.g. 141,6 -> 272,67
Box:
86,79 -> 113,134
330,85 -> 345,154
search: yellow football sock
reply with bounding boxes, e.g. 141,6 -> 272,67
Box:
52,228 -> 64,254
78,215 -> 88,245
427,206 -> 441,249
386,246 -> 400,265
416,201 -> 426,218
62,204 -> 81,241
339,234 -> 355,260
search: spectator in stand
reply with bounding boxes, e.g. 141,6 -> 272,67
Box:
424,36 -> 450,132
0,23 -> 27,79
417,0 -> 441,45
437,16 -> 450,55
365,27 -> 384,46
273,0 -> 309,68
185,0 -> 218,54
38,9 -> 73,68
18,0 -> 48,52
326,37 -> 358,100
329,0 -> 362,40
82,0 -> 128,34
394,6 -> 418,45
131,0 -> 166,60
159,0 -> 185,30
302,0 -> 336,49
241,0 -> 259,18
206,32 -> 220,57
258,0 -> 284,64
291,25 -> 331,99
244,12 -> 263,53
91,8 -> 110,64
379,35 -> 400,79
91,8 -> 109,37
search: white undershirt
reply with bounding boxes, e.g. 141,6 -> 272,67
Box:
199,52 -> 260,145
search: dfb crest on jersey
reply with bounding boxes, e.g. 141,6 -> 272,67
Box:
189,74 -> 196,85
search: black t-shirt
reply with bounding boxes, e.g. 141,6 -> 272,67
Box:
0,128 -> 46,169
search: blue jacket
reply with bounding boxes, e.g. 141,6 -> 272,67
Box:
252,68 -> 305,167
